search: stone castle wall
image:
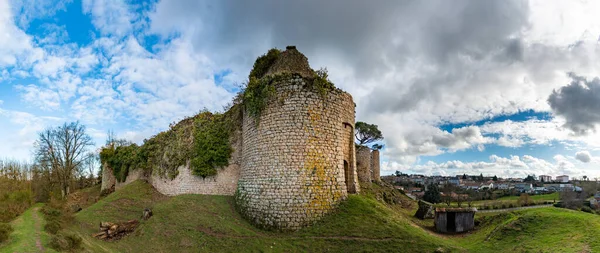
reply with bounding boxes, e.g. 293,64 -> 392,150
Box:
116,168 -> 146,190
356,146 -> 372,183
371,150 -> 380,182
236,77 -> 355,230
150,162 -> 240,196
101,131 -> 242,196
150,131 -> 242,196
101,165 -> 116,192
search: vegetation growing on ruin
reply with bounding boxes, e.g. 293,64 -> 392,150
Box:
190,111 -> 233,178
99,109 -> 236,181
242,48 -> 336,118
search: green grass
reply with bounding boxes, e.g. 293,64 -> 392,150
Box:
496,192 -> 559,201
441,192 -> 560,208
0,203 -> 57,253
458,208 -> 600,252
62,181 -> 600,252
69,181 -> 457,252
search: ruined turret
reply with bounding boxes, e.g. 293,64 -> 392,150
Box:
235,46 -> 358,230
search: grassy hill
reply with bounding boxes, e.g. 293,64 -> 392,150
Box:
62,181 -> 600,252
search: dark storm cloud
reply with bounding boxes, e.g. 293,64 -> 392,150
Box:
548,74 -> 600,134
150,0 -> 529,83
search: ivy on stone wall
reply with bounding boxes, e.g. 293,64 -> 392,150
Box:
99,143 -> 145,182
190,111 -> 233,178
99,109 -> 237,181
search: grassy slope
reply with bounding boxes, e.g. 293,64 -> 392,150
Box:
495,192 -> 559,201
0,203 -> 57,253
70,181 -> 456,253
459,208 -> 600,252
67,181 -> 600,253
445,192 -> 560,207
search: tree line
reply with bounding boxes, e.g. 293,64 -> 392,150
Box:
0,121 -> 99,222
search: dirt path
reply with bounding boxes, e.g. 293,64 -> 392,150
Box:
31,206 -> 45,252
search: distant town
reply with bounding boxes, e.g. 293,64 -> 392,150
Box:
383,172 -> 594,202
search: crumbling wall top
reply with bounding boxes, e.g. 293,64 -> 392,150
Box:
265,46 -> 313,79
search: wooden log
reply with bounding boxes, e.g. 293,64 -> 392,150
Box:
92,232 -> 106,238
100,222 -> 115,228
95,220 -> 140,240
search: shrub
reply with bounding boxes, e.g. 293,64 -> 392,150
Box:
190,112 -> 233,178
501,204 -> 507,209
44,220 -> 61,234
508,203 -> 514,208
49,232 -> 81,251
41,207 -> 62,218
581,206 -> 593,213
0,223 -> 13,243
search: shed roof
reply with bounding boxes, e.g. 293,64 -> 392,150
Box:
435,207 -> 477,213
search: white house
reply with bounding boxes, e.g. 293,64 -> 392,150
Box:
556,175 -> 569,183
497,183 -> 510,190
480,182 -> 494,190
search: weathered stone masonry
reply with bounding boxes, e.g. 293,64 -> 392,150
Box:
101,47 -> 378,231
371,149 -> 380,182
236,77 -> 356,230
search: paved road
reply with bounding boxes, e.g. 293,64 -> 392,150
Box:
478,204 -> 553,213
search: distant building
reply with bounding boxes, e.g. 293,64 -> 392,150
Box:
514,183 -> 533,193
461,182 -> 480,190
447,177 -> 459,185
556,175 -> 569,183
533,187 -> 547,193
539,175 -> 552,182
497,182 -> 510,190
480,181 -> 494,190
544,183 -> 573,191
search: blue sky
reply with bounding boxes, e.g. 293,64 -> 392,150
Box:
1,0 -> 600,179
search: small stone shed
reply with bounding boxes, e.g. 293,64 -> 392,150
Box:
434,207 -> 477,233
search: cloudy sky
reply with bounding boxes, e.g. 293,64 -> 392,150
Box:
1,0 -> 600,179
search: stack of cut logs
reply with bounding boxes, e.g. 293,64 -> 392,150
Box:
93,220 -> 139,240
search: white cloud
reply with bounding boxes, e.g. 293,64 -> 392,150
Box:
0,0 -> 41,68
575,151 -> 592,163
0,108 -> 63,159
82,0 -> 137,37
15,84 -> 61,110
382,154 -> 592,178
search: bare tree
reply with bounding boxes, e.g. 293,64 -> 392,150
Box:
560,190 -> 582,210
34,122 -> 94,198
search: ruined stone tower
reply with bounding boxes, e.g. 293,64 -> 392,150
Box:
100,46 -> 367,232
357,146 -> 372,183
371,149 -> 380,182
235,46 -> 358,230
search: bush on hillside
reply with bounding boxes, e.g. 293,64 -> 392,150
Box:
49,232 -> 81,251
0,222 -> 13,243
581,206 -> 593,213
41,207 -> 62,218
44,219 -> 61,234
